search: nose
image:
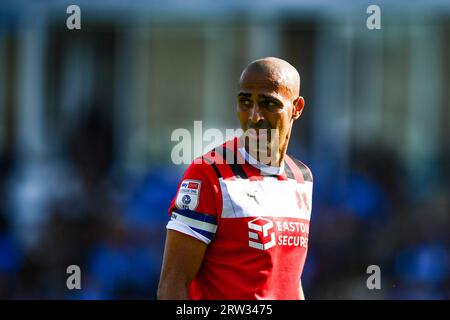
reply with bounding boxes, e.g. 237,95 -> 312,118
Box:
249,103 -> 264,124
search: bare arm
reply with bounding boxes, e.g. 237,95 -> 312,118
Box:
157,229 -> 207,300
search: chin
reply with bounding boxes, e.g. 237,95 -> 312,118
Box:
250,148 -> 278,164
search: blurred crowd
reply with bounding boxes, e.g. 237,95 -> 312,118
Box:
0,107 -> 175,299
304,148 -> 450,299
0,107 -> 448,299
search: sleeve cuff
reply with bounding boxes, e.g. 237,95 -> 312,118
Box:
166,219 -> 212,245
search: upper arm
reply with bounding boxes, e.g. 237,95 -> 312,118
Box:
158,229 -> 207,299
166,159 -> 222,244
158,159 -> 222,299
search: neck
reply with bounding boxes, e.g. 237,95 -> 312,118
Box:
252,140 -> 290,168
238,136 -> 289,167
237,135 -> 289,175
238,146 -> 285,175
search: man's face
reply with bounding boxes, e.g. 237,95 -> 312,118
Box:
237,71 -> 301,165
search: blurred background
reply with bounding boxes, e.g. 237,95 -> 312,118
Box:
0,0 -> 449,299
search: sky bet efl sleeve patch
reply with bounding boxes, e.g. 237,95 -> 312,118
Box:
175,180 -> 202,211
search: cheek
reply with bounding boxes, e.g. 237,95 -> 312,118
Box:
268,114 -> 285,130
279,110 -> 293,131
237,111 -> 248,129
269,115 -> 291,138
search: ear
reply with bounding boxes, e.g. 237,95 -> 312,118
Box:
292,96 -> 305,120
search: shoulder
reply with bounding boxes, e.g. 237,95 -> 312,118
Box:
182,157 -> 220,189
195,138 -> 240,179
285,154 -> 313,183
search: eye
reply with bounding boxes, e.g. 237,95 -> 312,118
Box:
260,99 -> 281,110
239,98 -> 252,107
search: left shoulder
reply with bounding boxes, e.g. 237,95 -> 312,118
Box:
284,154 -> 313,183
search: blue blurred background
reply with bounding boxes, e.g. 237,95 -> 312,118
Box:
0,0 -> 449,299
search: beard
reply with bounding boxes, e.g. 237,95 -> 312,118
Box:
241,127 -> 280,166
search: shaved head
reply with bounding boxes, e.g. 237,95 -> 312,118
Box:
236,57 -> 305,166
239,57 -> 300,97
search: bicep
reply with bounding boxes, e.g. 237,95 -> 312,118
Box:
158,229 -> 207,299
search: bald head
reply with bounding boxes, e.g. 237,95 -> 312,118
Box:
239,57 -> 300,97
236,57 -> 306,165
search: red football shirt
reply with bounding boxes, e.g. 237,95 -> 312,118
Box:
167,137 -> 313,299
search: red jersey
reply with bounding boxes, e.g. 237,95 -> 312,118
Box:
167,138 -> 313,300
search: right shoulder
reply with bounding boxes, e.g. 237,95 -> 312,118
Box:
184,150 -> 222,183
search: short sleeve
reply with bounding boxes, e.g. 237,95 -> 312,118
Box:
167,159 -> 222,244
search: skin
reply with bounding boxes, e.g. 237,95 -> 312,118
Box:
157,57 -> 305,300
237,57 -> 305,166
157,230 -> 206,299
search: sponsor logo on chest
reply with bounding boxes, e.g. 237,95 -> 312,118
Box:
247,216 -> 310,251
219,178 -> 313,251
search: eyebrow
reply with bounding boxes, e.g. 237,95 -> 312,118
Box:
260,94 -> 279,101
238,92 -> 280,101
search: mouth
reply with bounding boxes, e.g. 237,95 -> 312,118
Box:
244,128 -> 272,150
241,128 -> 278,165
246,129 -> 268,139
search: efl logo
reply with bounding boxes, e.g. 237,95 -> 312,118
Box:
176,179 -> 201,211
248,217 -> 275,250
187,182 -> 199,189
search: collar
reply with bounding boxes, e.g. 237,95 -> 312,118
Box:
238,146 -> 285,176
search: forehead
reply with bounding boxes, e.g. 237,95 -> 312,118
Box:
238,71 -> 291,99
